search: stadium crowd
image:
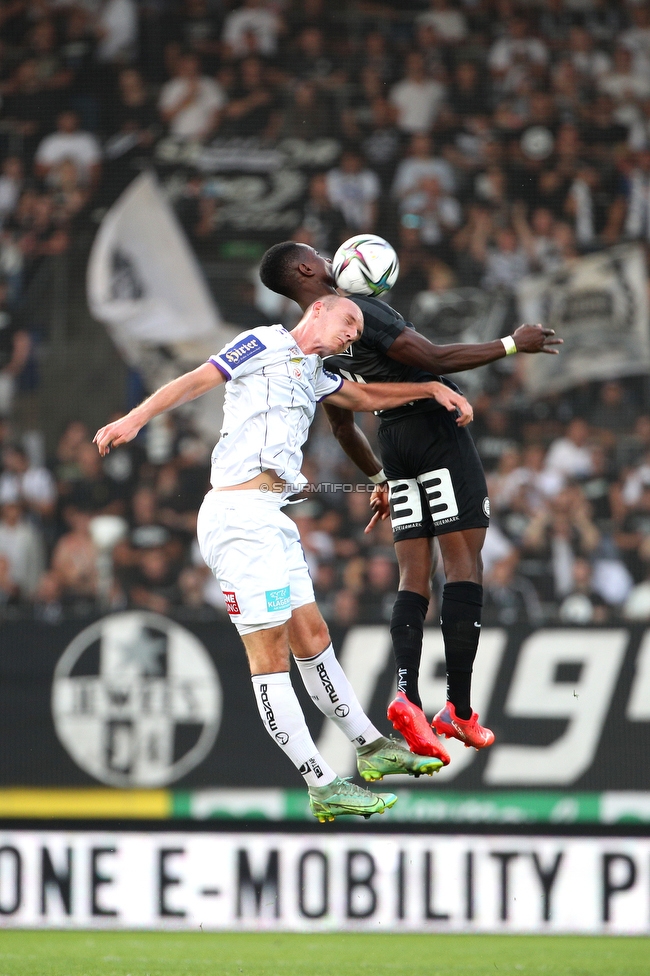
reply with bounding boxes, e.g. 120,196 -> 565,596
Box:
1,0 -> 650,625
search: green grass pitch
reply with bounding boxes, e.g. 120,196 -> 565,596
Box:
0,932 -> 648,976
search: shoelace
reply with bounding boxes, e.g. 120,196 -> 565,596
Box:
333,777 -> 372,798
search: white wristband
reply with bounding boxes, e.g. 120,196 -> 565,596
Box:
500,335 -> 518,356
369,469 -> 387,485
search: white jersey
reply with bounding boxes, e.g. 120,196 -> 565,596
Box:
208,325 -> 343,495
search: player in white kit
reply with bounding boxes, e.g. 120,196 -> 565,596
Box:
94,296 -> 474,821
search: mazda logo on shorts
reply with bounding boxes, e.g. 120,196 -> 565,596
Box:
51,612 -> 222,787
275,732 -> 289,745
335,703 -> 350,718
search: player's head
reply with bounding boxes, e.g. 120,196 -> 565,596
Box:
259,241 -> 336,303
305,294 -> 363,355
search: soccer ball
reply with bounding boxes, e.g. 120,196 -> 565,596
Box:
332,235 -> 400,297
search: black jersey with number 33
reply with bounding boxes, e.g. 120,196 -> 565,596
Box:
324,294 -> 457,424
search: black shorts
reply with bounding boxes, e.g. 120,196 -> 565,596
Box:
377,408 -> 490,542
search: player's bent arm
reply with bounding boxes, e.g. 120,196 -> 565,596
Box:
326,379 -> 473,425
94,362 -> 225,456
322,402 -> 384,480
386,323 -> 562,375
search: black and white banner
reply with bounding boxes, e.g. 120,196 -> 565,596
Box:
0,831 -> 648,933
517,244 -> 650,395
1,616 -> 650,792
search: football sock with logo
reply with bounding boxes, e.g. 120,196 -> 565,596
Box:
390,590 -> 430,710
440,581 -> 483,721
251,672 -> 336,787
294,644 -> 382,747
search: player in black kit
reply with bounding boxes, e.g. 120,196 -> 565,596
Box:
259,242 -> 561,763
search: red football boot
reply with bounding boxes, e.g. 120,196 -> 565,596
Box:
387,691 -> 450,765
431,701 -> 495,750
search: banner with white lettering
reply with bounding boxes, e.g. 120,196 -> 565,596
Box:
517,244 -> 650,395
0,831 -> 648,933
1,618 -> 650,797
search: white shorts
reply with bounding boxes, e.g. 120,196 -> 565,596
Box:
197,490 -> 315,635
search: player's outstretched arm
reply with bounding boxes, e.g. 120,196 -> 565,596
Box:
94,362 -> 225,456
387,323 -> 562,375
327,379 -> 473,425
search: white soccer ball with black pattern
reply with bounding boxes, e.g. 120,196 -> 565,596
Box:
332,235 -> 400,297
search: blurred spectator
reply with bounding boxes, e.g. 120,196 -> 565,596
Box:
589,381 -> 638,437
291,26 -> 344,88
558,558 -> 610,624
483,552 -> 543,627
522,487 -> 600,600
392,133 -> 455,203
357,31 -> 396,85
545,419 -> 593,481
615,484 -> 650,582
281,80 -> 334,139
0,444 -> 56,520
96,0 -> 138,64
449,61 -> 489,119
0,553 -> 17,605
34,111 -> 102,192
221,0 -> 284,60
218,57 -> 281,139
46,505 -> 98,605
358,551 -> 397,624
359,98 -> 403,188
488,16 -> 548,93
0,158 -> 23,224
59,442 -> 123,515
623,569 -> 650,622
417,0 -> 467,44
54,421 -> 91,484
620,149 -> 650,242
120,527 -> 181,613
105,68 -> 158,190
158,53 -> 226,142
389,51 -> 445,135
300,172 -> 346,255
0,500 -> 44,599
567,26 -> 611,83
325,148 -> 380,233
598,45 -> 650,103
399,175 -> 462,251
0,281 -> 29,417
331,588 -> 359,627
480,226 -> 530,291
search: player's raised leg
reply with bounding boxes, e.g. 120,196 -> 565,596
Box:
242,623 -> 397,821
384,518 -> 450,763
289,601 -> 444,780
432,527 -> 494,750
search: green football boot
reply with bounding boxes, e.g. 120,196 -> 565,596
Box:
308,776 -> 397,822
356,735 -> 444,782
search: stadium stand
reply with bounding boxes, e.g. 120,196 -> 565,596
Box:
0,0 -> 649,628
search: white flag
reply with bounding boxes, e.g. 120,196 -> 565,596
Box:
87,172 -> 237,441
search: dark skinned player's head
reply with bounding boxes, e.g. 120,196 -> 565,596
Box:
259,241 -> 337,304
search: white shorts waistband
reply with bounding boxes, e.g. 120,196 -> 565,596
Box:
203,488 -> 285,506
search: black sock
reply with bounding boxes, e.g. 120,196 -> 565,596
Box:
390,590 -> 430,710
440,581 -> 483,720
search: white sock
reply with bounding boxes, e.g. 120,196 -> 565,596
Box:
294,644 -> 382,747
251,672 -> 336,787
